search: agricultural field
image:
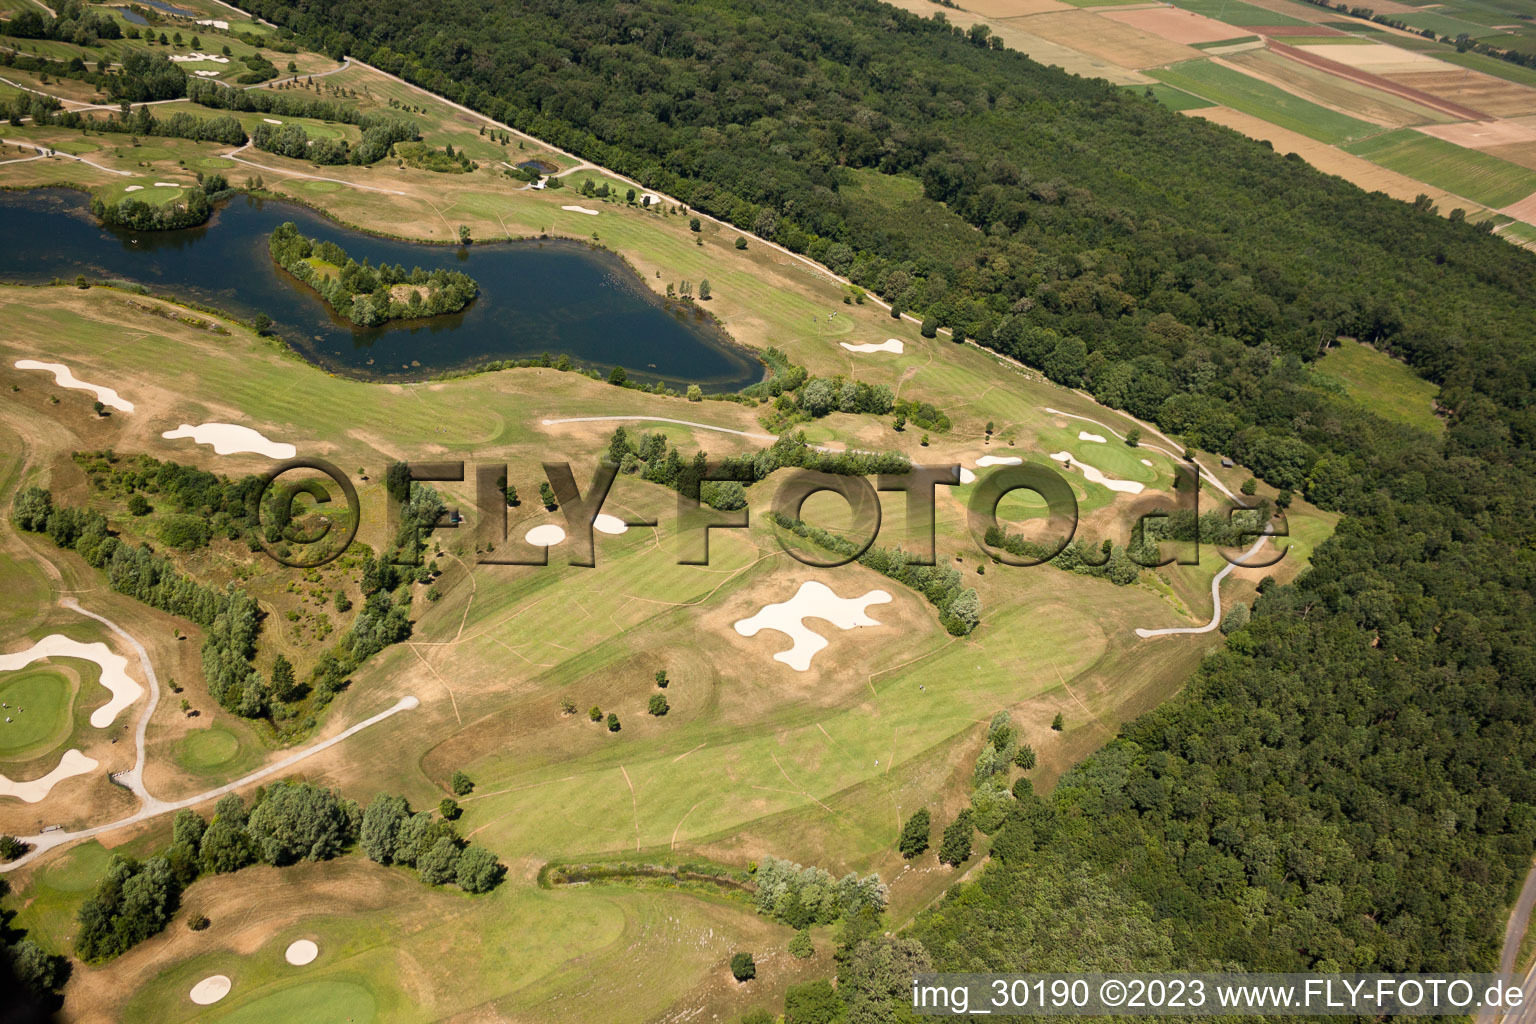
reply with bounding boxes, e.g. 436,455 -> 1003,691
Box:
1150,59 -> 1383,143
1344,128 -> 1536,208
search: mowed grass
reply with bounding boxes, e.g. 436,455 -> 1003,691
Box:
1344,129 -> 1536,208
1124,82 -> 1218,111
1319,338 -> 1443,434
175,725 -> 241,771
1150,60 -> 1380,143
0,667 -> 73,759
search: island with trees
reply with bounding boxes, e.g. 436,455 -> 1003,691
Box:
268,221 -> 479,326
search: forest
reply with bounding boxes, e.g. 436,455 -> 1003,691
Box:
19,0 -> 1536,1017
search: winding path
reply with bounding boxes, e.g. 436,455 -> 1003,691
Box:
1134,532 -> 1274,638
0,138 -> 131,177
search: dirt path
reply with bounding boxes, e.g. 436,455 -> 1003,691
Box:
1134,532 -> 1271,638
221,142 -> 408,195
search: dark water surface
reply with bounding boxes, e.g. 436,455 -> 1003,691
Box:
0,190 -> 764,389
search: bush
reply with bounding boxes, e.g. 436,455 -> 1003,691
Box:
730,951 -> 756,981
654,669 -> 669,688
788,928 -> 814,959
607,712 -> 621,732
784,978 -> 843,1023
648,694 -> 670,716
938,809 -> 974,867
898,809 -> 931,858
450,770 -> 474,796
438,797 -> 461,820
589,705 -> 603,722
1014,744 -> 1037,770
188,914 -> 210,931
1051,713 -> 1064,731
455,844 -> 505,892
734,236 -> 747,250
1220,602 -> 1250,635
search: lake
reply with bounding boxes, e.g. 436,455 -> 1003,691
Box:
0,189 -> 765,390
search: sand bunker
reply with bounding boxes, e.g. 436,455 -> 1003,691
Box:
525,524 -> 567,546
124,184 -> 143,192
958,467 -> 976,485
14,360 -> 134,412
195,18 -> 230,28
169,52 -> 230,64
1049,452 -> 1145,495
975,455 -> 1022,468
734,581 -> 892,672
0,634 -> 143,727
162,422 -> 296,459
561,205 -> 599,215
0,749 -> 98,803
1141,458 -> 1154,467
840,339 -> 904,354
153,181 -> 180,188
593,513 -> 628,536
639,192 -> 662,205
263,117 -> 283,124
189,975 -> 231,1005
1078,431 -> 1107,444
285,939 -> 319,965
193,70 -> 221,78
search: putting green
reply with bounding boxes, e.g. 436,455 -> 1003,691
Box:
177,726 -> 240,770
0,667 -> 74,759
303,180 -> 343,193
209,979 -> 375,1024
192,156 -> 237,171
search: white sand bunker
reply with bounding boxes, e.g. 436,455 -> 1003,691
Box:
263,117 -> 283,124
124,184 -> 143,192
958,467 -> 975,485
14,360 -> 134,412
170,52 -> 230,63
734,581 -> 892,672
193,70 -> 221,78
524,523 -> 566,546
593,513 -> 628,536
1078,431 -> 1107,444
1141,458 -> 1153,467
162,422 -> 296,459
153,181 -> 180,188
840,339 -> 904,354
189,975 -> 231,1005
1049,452 -> 1144,495
0,749 -> 98,803
975,455 -> 1022,468
0,634 -> 143,728
561,205 -> 599,215
639,192 -> 662,205
285,939 -> 319,965
196,18 -> 230,29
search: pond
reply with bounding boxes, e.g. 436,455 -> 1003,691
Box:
0,190 -> 765,390
139,0 -> 201,17
516,159 -> 558,175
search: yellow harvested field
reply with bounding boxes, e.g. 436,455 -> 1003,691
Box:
1385,70 -> 1536,118
1102,5 -> 1246,44
874,0 -> 1153,84
1227,0 -> 1339,23
954,0 -> 1075,16
1296,43 -> 1448,76
1499,189 -> 1536,224
1483,143 -> 1536,174
1190,105 -> 1490,214
1011,10 -> 1204,69
1416,119 -> 1536,149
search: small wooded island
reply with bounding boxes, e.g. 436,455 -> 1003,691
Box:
268,221 -> 479,327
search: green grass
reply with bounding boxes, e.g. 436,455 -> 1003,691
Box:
0,667 -> 73,759
1398,9 -> 1511,39
1319,338 -> 1443,434
176,726 -> 242,771
1344,129 -> 1536,208
1123,82 -> 1218,111
1167,0 -> 1312,27
1150,60 -> 1381,144
209,979 -> 377,1024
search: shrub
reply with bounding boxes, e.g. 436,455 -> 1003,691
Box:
788,928 -> 814,959
734,236 -> 747,250
438,797 -> 461,820
450,770 -> 474,796
898,809 -> 931,858
938,809 -> 974,866
730,951 -> 756,981
1051,712 -> 1064,731
607,712 -> 621,732
648,694 -> 669,716
1014,744 -> 1037,770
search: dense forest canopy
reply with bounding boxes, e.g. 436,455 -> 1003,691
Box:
235,0 -> 1536,1011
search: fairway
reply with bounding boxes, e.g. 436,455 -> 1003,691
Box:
1344,129 -> 1536,208
1151,60 -> 1381,143
208,979 -> 376,1024
0,667 -> 73,759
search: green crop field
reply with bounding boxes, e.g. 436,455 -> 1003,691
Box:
1123,83 -> 1219,111
1167,0 -> 1312,27
1150,60 -> 1381,144
1344,130 -> 1536,208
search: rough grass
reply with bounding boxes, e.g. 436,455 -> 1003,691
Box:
1150,60 -> 1381,143
1319,338 -> 1443,434
1344,128 -> 1536,208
